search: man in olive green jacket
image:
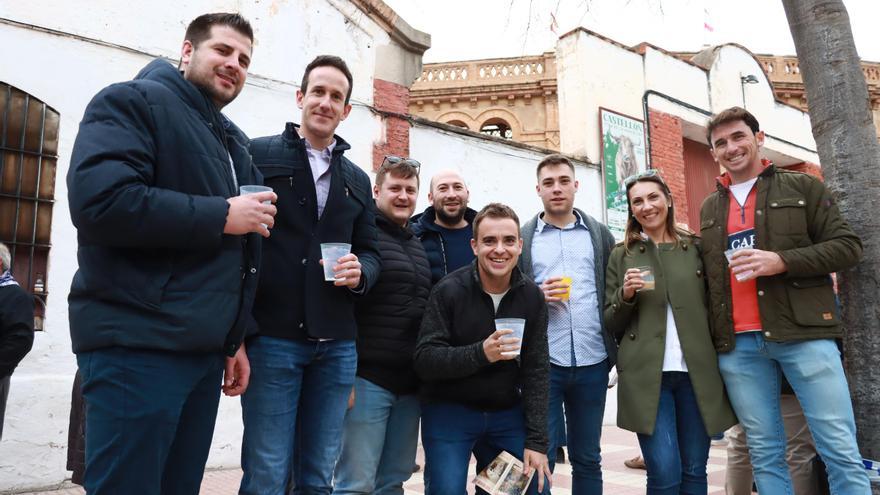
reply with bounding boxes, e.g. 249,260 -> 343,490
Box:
699,107 -> 868,494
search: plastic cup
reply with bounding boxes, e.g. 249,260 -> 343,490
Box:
559,276 -> 572,301
635,266 -> 654,291
495,318 -> 526,356
320,243 -> 352,281
240,185 -> 273,229
239,185 -> 273,204
724,248 -> 754,282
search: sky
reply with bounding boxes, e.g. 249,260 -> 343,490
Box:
383,0 -> 880,64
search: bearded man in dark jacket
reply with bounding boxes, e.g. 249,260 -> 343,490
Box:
333,157 -> 431,493
67,13 -> 274,494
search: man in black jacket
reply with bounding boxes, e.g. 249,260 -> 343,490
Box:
334,157 -> 431,493
67,13 -> 273,494
415,203 -> 552,494
240,55 -> 381,494
0,243 -> 34,442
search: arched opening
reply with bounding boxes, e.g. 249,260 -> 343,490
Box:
445,119 -> 469,130
480,118 -> 513,139
0,83 -> 59,329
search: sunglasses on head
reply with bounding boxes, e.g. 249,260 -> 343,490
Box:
381,155 -> 421,174
623,169 -> 663,188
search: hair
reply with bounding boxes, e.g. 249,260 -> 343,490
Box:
376,160 -> 420,187
473,203 -> 521,239
623,173 -> 689,252
301,55 -> 354,104
184,13 -> 254,47
0,243 -> 10,272
536,153 -> 575,178
706,106 -> 761,146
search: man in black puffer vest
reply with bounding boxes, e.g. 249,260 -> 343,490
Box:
67,13 -> 273,494
334,157 -> 431,493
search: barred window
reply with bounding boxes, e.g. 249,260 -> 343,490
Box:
0,83 -> 59,330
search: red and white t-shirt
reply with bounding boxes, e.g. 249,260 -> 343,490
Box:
724,176 -> 762,333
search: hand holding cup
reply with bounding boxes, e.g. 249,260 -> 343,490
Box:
225,187 -> 277,237
622,267 -> 648,301
541,276 -> 571,303
483,328 -> 521,363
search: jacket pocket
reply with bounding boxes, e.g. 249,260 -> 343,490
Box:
786,276 -> 839,327
767,197 -> 807,236
77,248 -> 173,311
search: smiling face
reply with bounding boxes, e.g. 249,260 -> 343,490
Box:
181,25 -> 252,109
374,173 -> 419,227
471,217 -> 522,288
536,163 -> 578,217
709,119 -> 765,183
428,170 -> 470,227
627,180 -> 671,239
297,65 -> 352,147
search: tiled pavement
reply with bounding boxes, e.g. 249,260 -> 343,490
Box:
21,426 -> 729,494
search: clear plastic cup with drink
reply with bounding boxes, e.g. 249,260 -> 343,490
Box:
320,243 -> 352,282
494,318 -> 526,356
635,266 -> 654,291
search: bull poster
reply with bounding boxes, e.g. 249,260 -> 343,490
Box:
599,108 -> 648,241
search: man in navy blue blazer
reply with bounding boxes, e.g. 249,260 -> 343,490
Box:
239,55 -> 381,494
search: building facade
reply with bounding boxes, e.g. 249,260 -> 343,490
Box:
411,31 -> 865,232
411,45 -> 880,152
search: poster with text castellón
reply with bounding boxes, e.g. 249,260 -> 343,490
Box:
600,108 -> 648,241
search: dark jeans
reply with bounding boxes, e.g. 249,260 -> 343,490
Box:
545,360 -> 608,494
76,347 -> 224,495
637,372 -> 710,495
421,402 -> 540,495
240,336 -> 357,495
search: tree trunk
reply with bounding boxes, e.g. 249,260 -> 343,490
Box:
782,0 -> 880,490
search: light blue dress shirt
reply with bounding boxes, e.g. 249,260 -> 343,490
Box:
304,139 -> 336,219
531,211 -> 607,367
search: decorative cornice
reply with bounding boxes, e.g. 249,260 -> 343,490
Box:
349,0 -> 431,55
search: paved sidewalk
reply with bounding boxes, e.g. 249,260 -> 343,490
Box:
20,426 -> 729,494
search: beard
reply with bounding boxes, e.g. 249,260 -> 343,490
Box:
435,204 -> 467,226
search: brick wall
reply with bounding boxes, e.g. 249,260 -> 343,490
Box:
648,109 -> 690,226
373,79 -> 411,171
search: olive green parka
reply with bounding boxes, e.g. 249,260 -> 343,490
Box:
604,236 -> 736,435
699,165 -> 862,352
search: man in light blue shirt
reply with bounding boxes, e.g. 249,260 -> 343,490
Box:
519,154 -> 616,494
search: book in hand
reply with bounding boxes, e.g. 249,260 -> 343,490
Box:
474,450 -> 534,495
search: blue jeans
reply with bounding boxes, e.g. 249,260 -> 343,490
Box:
421,402 -> 540,495
545,360 -> 608,494
718,333 -> 870,495
240,336 -> 357,495
76,347 -> 224,495
333,377 -> 420,494
636,372 -> 710,495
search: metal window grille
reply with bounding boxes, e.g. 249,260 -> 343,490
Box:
0,83 -> 59,330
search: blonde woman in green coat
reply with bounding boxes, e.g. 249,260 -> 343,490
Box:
604,170 -> 736,494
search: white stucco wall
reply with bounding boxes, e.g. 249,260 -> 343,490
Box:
0,0 -> 411,489
556,29 -> 819,166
